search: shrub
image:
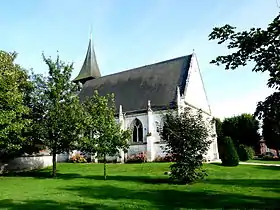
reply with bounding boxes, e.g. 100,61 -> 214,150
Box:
154,154 -> 175,162
70,153 -> 87,163
160,108 -> 212,184
238,144 -> 250,161
238,144 -> 255,161
246,146 -> 255,160
154,156 -> 165,162
221,136 -> 239,166
126,152 -> 147,163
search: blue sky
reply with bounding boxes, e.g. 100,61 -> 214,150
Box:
0,0 -> 278,119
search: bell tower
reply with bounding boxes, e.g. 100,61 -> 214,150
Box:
73,33 -> 101,84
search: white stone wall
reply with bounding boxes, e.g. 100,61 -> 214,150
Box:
183,53 -> 211,113
4,153 -> 69,172
154,143 -> 168,157
123,113 -> 149,142
127,144 -> 147,156
122,107 -> 219,162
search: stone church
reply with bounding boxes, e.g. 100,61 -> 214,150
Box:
74,36 -> 219,163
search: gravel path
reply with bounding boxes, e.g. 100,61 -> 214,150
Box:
208,160 -> 280,167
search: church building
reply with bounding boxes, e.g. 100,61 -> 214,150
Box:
74,36 -> 220,163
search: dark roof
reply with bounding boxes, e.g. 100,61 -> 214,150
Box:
73,38 -> 101,84
78,55 -> 193,113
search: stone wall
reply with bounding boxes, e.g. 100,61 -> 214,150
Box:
1,153 -> 69,173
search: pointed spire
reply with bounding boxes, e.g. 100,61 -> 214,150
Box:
73,32 -> 101,84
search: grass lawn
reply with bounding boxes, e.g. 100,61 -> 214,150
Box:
0,163 -> 279,209
246,159 -> 280,165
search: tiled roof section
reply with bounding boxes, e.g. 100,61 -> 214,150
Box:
79,55 -> 192,113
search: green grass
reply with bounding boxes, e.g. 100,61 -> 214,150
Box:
0,163 -> 279,209
246,159 -> 280,165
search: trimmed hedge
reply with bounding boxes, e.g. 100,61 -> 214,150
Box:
221,136 -> 239,166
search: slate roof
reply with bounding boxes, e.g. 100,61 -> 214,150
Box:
73,38 -> 101,84
78,55 -> 193,113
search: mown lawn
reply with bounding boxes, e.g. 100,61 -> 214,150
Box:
0,162 -> 279,209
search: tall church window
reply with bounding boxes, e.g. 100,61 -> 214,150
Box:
132,118 -> 143,142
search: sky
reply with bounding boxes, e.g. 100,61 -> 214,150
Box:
0,0 -> 279,119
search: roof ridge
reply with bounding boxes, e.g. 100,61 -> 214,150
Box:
95,54 -> 192,80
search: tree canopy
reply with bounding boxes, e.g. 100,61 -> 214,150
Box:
209,13 -> 280,90
30,54 -> 89,177
209,13 -> 279,154
80,91 -> 131,180
255,91 -> 280,154
222,114 -> 260,148
161,107 -> 213,184
0,50 -> 33,162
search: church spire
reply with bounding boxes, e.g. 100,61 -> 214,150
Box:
73,33 -> 101,84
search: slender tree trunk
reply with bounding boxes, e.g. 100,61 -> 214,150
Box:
52,148 -> 57,178
103,154 -> 107,180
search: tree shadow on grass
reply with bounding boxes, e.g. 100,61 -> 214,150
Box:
2,169 -> 84,180
205,178 -> 280,193
253,165 -> 280,171
60,184 -> 280,209
2,169 -> 174,184
0,199 -> 115,210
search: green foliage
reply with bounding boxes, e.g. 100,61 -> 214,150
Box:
255,92 -> 280,156
246,146 -> 255,160
209,14 -> 280,155
238,144 -> 254,161
221,136 -> 239,166
209,14 -> 280,90
29,54 -> 90,177
214,118 -> 224,157
160,107 -> 213,184
80,91 -> 131,179
0,50 -> 33,162
222,114 -> 260,148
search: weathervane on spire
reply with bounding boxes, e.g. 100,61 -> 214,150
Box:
90,24 -> 93,40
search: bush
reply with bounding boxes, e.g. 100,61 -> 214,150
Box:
238,144 -> 255,161
70,153 -> 87,163
154,156 -> 165,162
126,152 -> 147,163
246,146 -> 255,160
238,144 -> 250,161
160,108 -> 212,184
221,136 -> 239,166
154,154 -> 176,162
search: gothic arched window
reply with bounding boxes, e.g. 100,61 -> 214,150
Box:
131,118 -> 143,142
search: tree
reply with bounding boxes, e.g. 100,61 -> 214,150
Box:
0,50 -> 33,162
255,92 -> 280,156
208,13 -> 280,90
32,54 -> 89,177
160,107 -> 213,184
80,91 -> 131,180
221,136 -> 239,166
214,118 -> 226,159
222,114 -> 260,148
209,15 -> 280,155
